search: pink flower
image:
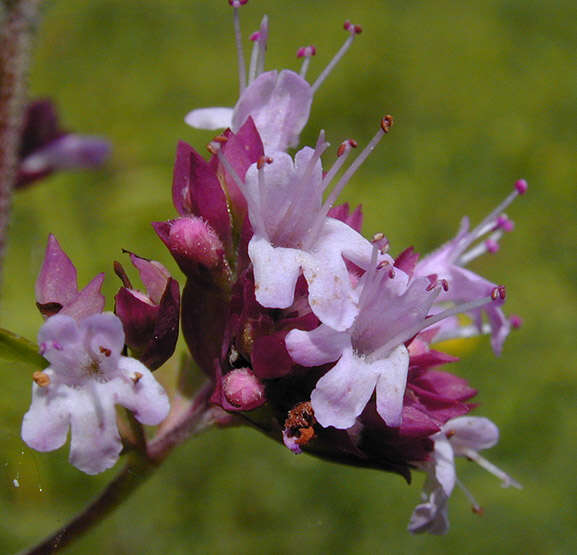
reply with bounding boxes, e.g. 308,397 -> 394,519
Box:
415,180 -> 527,354
286,257 -> 441,429
238,141 -> 379,331
408,416 -> 521,535
185,8 -> 361,154
21,313 -> 170,475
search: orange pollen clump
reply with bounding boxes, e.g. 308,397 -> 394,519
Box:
284,401 -> 317,448
99,346 -> 112,357
32,371 -> 51,387
131,372 -> 143,384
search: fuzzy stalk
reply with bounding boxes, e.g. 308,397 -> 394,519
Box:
0,0 -> 43,286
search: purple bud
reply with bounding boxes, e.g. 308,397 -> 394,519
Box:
35,234 -> 105,320
114,255 -> 180,371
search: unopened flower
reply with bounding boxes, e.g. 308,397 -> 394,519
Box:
114,253 -> 180,370
21,313 -> 170,474
35,234 -> 105,320
408,416 -> 521,535
17,99 -> 110,189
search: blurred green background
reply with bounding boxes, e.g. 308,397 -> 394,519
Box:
1,0 -> 576,553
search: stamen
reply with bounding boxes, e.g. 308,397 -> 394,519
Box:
371,232 -> 389,253
229,0 -> 249,93
457,229 -> 503,265
318,139 -> 355,200
491,285 -> 506,301
459,447 -> 522,489
306,120 -> 390,248
32,371 -> 50,387
131,371 -> 143,384
485,239 -> 499,254
496,215 -> 514,232
376,294 -> 499,358
455,180 -> 528,258
455,477 -> 483,515
322,118 -> 390,217
248,16 -> 268,84
311,20 -> 362,94
297,45 -> 317,79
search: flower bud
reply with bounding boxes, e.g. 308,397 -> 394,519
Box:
153,217 -> 230,281
222,368 -> 266,411
114,254 -> 180,371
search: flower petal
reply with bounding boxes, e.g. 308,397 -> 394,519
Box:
67,383 -> 122,474
286,324 -> 349,367
249,236 -> 307,309
185,107 -> 234,130
231,70 -> 312,152
444,416 -> 499,454
374,344 -> 410,427
311,346 -> 379,429
21,373 -> 70,452
111,357 -> 170,425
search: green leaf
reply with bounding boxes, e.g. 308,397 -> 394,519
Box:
0,328 -> 47,368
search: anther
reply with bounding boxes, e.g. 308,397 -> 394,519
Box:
213,134 -> 229,144
256,155 -> 273,169
381,115 -> 394,133
99,346 -> 112,357
337,139 -> 358,157
131,372 -> 143,384
509,314 -> 523,329
491,285 -> 506,301
496,215 -> 514,232
440,278 -> 449,292
472,505 -> 485,516
445,429 -> 456,439
514,179 -> 528,195
388,268 -> 396,279
228,0 -> 248,7
33,371 -> 51,387
343,20 -> 363,34
376,259 -> 390,270
297,45 -> 317,58
485,239 -> 500,254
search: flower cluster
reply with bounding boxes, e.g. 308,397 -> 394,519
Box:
21,1 -> 524,535
22,236 -> 178,473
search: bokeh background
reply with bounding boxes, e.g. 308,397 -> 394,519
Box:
1,0 -> 576,553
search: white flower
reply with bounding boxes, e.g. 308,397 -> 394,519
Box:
21,313 -> 170,474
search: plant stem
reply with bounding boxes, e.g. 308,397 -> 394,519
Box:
0,0 -> 42,287
19,453 -> 156,555
18,380 -> 234,555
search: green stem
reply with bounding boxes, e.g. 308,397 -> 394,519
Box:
18,380 -> 234,555
19,453 -> 156,555
0,0 -> 43,287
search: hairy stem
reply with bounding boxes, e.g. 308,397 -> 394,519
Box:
0,0 -> 43,286
19,380 -> 234,555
